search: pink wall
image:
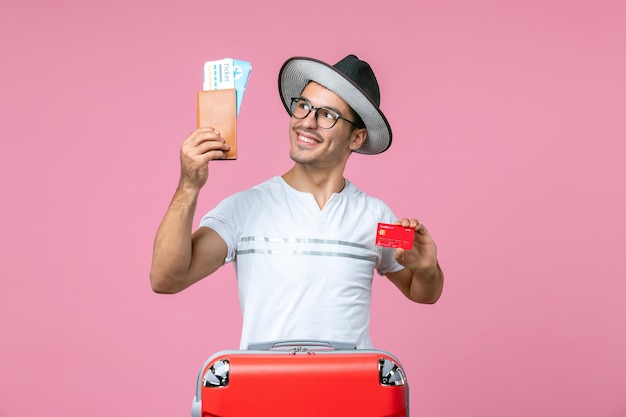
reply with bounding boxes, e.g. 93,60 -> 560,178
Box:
1,1 -> 625,416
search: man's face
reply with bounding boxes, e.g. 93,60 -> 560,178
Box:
288,82 -> 365,169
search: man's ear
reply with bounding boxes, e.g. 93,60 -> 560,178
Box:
349,128 -> 367,151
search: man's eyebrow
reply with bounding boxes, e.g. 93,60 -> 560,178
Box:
299,95 -> 344,115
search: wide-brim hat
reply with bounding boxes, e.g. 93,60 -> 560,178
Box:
278,54 -> 392,155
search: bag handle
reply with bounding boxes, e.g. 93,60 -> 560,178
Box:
247,340 -> 357,351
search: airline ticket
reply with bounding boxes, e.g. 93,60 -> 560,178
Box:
203,57 -> 252,115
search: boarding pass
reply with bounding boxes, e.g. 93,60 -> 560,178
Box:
203,58 -> 252,115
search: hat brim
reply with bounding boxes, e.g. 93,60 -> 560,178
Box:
278,57 -> 392,155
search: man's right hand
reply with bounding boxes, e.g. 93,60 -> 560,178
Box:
179,127 -> 230,190
150,127 -> 230,294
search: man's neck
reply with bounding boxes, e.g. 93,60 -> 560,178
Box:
282,165 -> 346,209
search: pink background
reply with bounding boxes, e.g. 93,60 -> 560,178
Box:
1,0 -> 625,416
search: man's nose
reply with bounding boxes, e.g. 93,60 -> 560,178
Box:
300,109 -> 319,128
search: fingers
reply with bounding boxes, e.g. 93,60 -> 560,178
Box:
178,128 -> 230,190
395,218 -> 429,236
182,127 -> 230,160
393,218 -> 439,272
393,247 -> 406,264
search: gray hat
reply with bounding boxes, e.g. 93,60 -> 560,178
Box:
278,55 -> 392,155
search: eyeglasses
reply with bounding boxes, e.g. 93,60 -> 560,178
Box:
289,97 -> 360,129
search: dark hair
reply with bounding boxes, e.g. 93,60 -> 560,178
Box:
349,107 -> 366,129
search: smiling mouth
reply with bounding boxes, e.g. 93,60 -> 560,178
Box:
296,129 -> 322,146
298,135 -> 320,144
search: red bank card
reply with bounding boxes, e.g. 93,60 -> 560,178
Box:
375,223 -> 415,250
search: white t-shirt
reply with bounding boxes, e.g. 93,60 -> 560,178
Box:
200,176 -> 403,349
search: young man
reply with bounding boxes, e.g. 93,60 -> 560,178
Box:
150,55 -> 444,349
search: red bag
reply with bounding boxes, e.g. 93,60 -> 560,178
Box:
191,340 -> 410,417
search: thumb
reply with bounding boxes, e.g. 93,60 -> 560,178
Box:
394,248 -> 406,265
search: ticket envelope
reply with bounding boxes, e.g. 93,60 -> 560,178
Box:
199,57 -> 252,160
375,223 -> 414,250
198,89 -> 237,159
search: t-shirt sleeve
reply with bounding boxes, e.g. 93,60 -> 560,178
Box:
198,192 -> 248,263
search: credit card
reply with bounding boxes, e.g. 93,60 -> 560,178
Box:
375,223 -> 414,250
203,57 -> 252,116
